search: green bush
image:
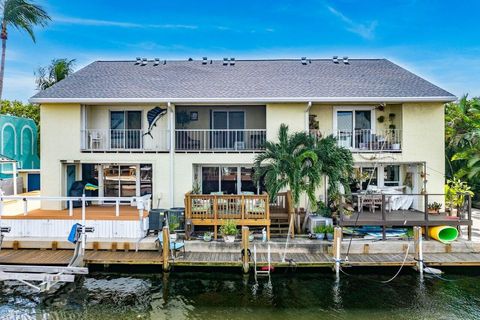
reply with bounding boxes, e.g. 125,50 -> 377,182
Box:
219,219 -> 238,236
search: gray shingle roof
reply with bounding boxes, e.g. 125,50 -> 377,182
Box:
30,58 -> 455,103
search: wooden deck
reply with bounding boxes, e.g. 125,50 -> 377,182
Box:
0,248 -> 480,268
2,205 -> 147,221
340,210 -> 472,226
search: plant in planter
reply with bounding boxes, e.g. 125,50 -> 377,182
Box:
203,232 -> 212,242
377,115 -> 385,123
428,202 -> 442,214
191,182 -> 201,195
168,215 -> 180,240
313,225 -> 326,239
315,200 -> 332,217
219,219 -> 238,243
445,178 -> 474,215
324,225 -> 335,241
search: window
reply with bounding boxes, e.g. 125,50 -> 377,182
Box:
384,165 -> 400,186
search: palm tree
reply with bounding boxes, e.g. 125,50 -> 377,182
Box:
35,58 -> 75,90
254,124 -> 322,212
0,0 -> 50,99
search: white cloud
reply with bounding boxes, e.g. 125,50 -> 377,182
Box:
326,5 -> 377,40
53,16 -> 198,30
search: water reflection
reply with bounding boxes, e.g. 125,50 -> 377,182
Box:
0,270 -> 479,319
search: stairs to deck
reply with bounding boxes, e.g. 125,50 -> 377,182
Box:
270,213 -> 290,237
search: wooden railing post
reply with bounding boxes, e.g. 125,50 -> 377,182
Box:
424,194 -> 429,240
241,226 -> 250,274
213,196 -> 218,240
241,195 -> 245,222
162,226 -> 170,272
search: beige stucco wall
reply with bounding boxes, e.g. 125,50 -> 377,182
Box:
40,101 -> 445,210
266,103 -> 306,139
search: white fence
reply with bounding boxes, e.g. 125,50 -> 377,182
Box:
311,129 -> 402,151
0,194 -> 151,239
81,129 -> 170,151
175,129 -> 266,151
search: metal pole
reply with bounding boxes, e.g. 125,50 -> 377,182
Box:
81,194 -> 86,252
12,162 -> 17,195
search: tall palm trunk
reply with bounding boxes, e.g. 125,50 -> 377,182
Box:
0,22 -> 7,101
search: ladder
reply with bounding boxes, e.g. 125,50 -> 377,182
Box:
0,225 -> 93,292
253,243 -> 271,282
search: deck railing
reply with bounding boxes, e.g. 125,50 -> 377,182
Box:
338,192 -> 472,240
175,129 -> 266,151
185,193 -> 270,238
310,129 -> 402,151
0,194 -> 152,239
81,129 -> 170,151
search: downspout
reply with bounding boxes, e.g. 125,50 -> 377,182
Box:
168,102 -> 175,207
304,101 -> 312,132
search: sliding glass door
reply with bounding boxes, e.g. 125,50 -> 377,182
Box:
110,111 -> 142,149
200,165 -> 263,194
336,109 -> 373,149
212,111 -> 245,149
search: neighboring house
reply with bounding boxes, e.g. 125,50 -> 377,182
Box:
0,115 -> 40,192
29,57 -> 455,210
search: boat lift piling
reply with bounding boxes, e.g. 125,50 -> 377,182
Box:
162,226 -> 170,272
414,226 -> 424,277
333,226 -> 342,278
241,226 -> 250,274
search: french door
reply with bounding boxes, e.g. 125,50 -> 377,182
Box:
110,111 -> 142,149
212,111 -> 245,149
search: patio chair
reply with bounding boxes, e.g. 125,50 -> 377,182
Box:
361,194 -> 383,212
156,234 -> 185,258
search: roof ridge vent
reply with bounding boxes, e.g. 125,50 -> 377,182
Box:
223,57 -> 228,66
301,57 -> 307,65
332,56 -> 339,63
230,57 -> 235,66
135,57 -> 141,65
343,56 -> 349,64
153,58 -> 160,66
141,58 -> 147,66
202,57 -> 208,65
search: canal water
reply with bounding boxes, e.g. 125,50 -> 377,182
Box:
0,268 -> 479,319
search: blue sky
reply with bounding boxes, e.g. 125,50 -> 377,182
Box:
4,0 -> 480,102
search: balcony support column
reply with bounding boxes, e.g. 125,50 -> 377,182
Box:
304,101 -> 312,132
168,102 -> 175,208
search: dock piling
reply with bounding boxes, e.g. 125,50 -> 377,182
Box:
414,226 -> 424,276
333,226 -> 342,278
162,226 -> 170,272
241,226 -> 250,274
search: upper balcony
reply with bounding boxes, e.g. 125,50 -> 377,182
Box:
309,104 -> 403,153
80,105 -> 266,153
80,106 -> 170,152
174,106 -> 266,152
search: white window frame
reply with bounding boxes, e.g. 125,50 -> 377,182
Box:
332,106 -> 376,148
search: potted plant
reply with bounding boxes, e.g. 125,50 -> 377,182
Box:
445,178 -> 474,216
427,202 -> 442,215
377,115 -> 385,123
203,232 -> 212,242
325,225 -> 335,241
168,215 -> 180,241
219,219 -> 237,243
313,225 -> 326,239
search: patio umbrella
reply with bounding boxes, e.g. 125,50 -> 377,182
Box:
144,106 -> 167,138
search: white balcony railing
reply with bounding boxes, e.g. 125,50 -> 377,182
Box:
310,129 -> 402,151
175,129 -> 266,151
81,129 -> 170,151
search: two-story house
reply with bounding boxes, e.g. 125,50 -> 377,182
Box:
30,57 -> 455,212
